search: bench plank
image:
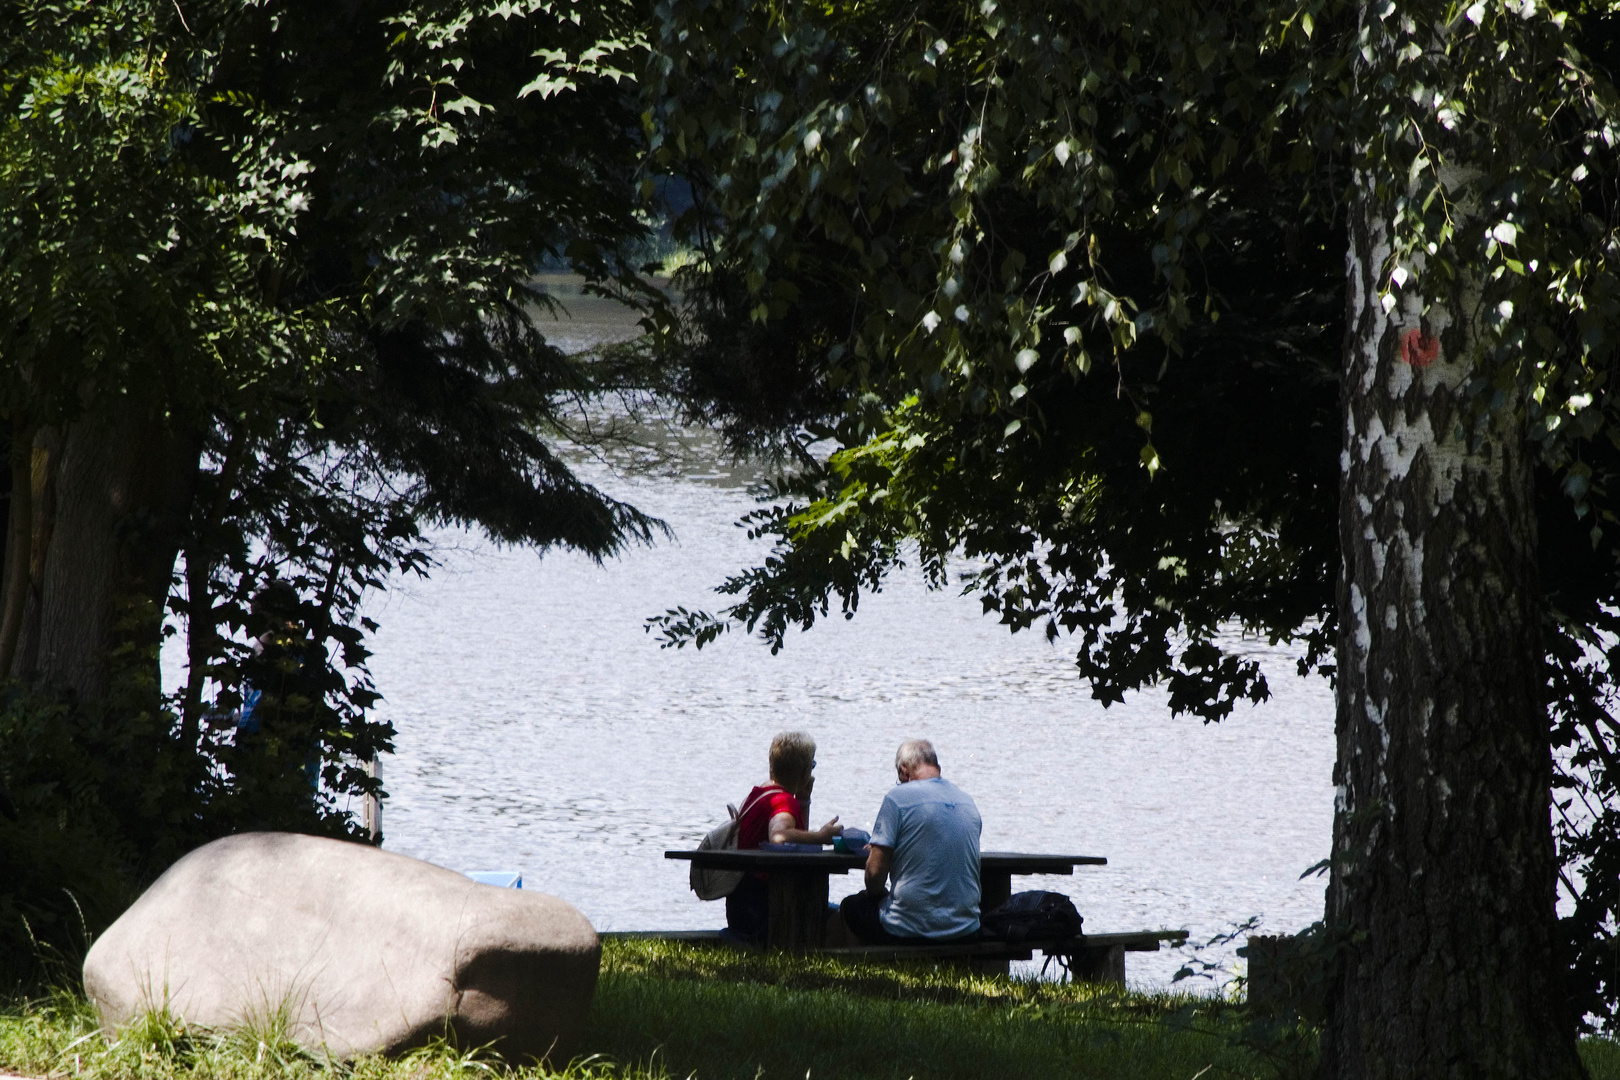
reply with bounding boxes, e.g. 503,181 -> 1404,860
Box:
822,930 -> 1186,961
600,930 -> 734,942
599,929 -> 1187,956
820,941 -> 1035,961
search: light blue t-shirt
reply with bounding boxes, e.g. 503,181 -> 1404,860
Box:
871,777 -> 982,939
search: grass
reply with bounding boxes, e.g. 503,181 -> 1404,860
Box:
593,940 -> 1278,1079
1,940 -> 1616,1080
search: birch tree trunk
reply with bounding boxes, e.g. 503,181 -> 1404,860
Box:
1322,187 -> 1584,1076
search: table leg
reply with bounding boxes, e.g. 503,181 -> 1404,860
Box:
767,869 -> 830,950
981,869 -> 1012,916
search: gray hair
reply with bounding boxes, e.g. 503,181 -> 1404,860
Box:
770,731 -> 817,787
895,739 -> 939,771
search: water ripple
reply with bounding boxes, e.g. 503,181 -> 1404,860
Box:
367,463 -> 1335,989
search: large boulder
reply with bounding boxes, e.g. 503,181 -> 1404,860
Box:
83,832 -> 599,1063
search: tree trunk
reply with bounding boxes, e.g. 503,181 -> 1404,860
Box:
28,414 -> 199,703
5,426 -> 62,681
1322,191 -> 1584,1076
0,426 -> 37,674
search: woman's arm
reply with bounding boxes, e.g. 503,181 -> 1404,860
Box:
767,811 -> 842,844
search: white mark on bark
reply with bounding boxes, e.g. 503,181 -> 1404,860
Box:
1428,441 -> 1467,506
1350,583 -> 1372,654
1366,693 -> 1393,806
1376,411 -> 1431,481
1385,345 -> 1416,396
1368,697 -> 1390,756
1405,536 -> 1426,625
1368,534 -> 1388,591
1355,228 -> 1393,395
1359,413 -> 1385,465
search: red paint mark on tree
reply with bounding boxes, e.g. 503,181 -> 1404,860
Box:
1400,328 -> 1440,367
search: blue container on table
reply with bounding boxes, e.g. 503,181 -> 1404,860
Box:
465,870 -> 523,888
759,842 -> 825,852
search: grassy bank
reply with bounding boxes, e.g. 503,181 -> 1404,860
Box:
593,940 -> 1278,1079
3,940 -> 1617,1080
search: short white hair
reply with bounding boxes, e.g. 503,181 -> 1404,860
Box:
895,739 -> 938,770
770,731 -> 817,787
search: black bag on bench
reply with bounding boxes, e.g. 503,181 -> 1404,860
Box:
982,890 -> 1084,944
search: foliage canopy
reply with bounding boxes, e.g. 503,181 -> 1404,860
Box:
644,0 -> 1620,1028
0,0 -> 660,987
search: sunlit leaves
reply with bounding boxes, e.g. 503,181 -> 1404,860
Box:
647,0 -> 1620,735
0,3 -> 325,426
2,0 -> 664,837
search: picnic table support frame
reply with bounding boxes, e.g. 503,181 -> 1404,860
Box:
767,869 -> 830,950
980,869 -> 1013,917
1066,943 -> 1126,984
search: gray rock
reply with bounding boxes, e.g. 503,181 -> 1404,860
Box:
83,832 -> 599,1063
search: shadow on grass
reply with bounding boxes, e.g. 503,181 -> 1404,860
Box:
5,941 -> 1618,1080
589,941 -> 1276,1080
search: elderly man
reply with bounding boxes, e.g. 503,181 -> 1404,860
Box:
839,738 -> 983,944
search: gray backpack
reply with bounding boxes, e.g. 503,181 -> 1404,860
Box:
690,787 -> 778,900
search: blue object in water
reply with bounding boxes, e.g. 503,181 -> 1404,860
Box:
465,871 -> 523,888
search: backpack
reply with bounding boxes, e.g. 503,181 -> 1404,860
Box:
690,786 -> 779,901
981,890 -> 1085,943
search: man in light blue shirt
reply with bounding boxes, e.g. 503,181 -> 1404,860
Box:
839,739 -> 983,943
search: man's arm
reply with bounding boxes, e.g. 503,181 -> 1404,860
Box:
865,844 -> 892,894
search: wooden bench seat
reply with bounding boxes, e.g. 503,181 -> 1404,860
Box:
600,928 -> 1188,983
822,930 -> 1187,982
821,929 -> 1186,960
601,930 -> 734,943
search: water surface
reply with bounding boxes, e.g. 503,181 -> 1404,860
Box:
365,418 -> 1335,988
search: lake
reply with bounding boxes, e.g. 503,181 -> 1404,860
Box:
358,283 -> 1337,989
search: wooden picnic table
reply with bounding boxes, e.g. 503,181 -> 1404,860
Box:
665,848 -> 1107,950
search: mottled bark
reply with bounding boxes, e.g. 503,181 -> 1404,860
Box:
1322,194 -> 1583,1077
0,428 -> 37,674
5,426 -> 62,680
28,415 -> 198,702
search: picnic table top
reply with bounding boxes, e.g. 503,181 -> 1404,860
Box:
665,849 -> 1107,872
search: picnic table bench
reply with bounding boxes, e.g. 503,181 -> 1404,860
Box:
602,921 -> 1189,983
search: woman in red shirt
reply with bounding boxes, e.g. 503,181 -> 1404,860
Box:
727,731 -> 844,942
